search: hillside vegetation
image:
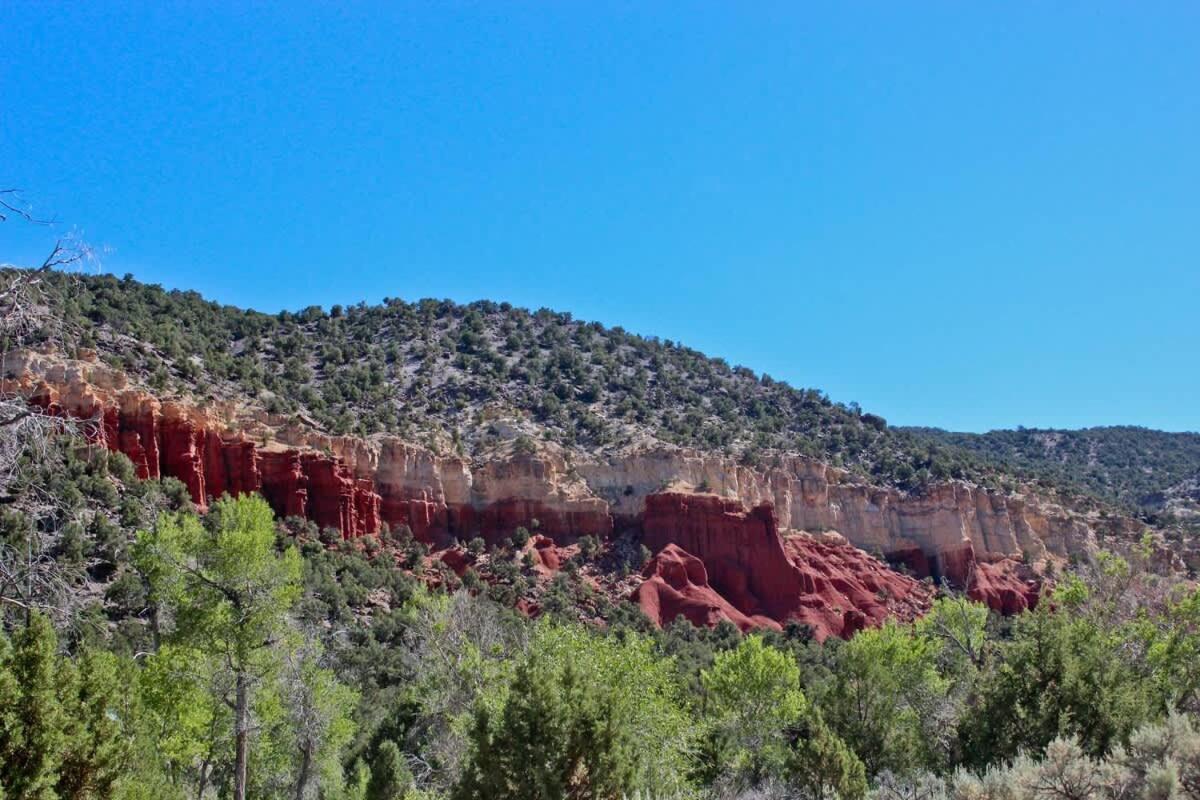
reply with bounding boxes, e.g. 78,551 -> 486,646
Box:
9,268 -> 1200,524
6,428 -> 1200,799
5,266 -> 1200,798
910,426 -> 1200,523
9,268 -> 990,489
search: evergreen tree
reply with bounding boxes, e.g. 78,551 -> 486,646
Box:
783,707 -> 867,800
0,613 -> 66,800
0,614 -> 148,800
54,649 -> 134,799
366,740 -> 413,800
133,494 -> 302,800
960,601 -> 1151,767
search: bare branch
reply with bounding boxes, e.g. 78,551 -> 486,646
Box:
0,189 -> 55,225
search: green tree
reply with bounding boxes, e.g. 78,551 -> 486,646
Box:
280,638 -> 358,800
0,614 -> 151,800
959,602 -> 1151,768
701,635 -> 808,781
782,709 -> 867,800
452,623 -> 692,800
138,644 -> 229,797
366,740 -> 413,800
915,595 -> 990,673
55,649 -> 137,799
820,620 -> 946,776
1141,586 -> 1200,713
701,635 -> 865,798
134,495 -> 302,800
0,613 -> 66,800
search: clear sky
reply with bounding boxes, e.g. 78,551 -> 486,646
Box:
3,3 -> 1197,433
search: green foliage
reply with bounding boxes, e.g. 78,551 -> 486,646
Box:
137,643 -> 226,789
8,267 -> 1008,488
0,614 -> 67,799
821,620 -> 947,777
0,614 -> 153,800
10,513 -> 1200,799
702,635 -> 808,780
915,595 -> 990,674
1141,586 -> 1200,711
55,648 -> 139,799
700,635 -> 866,798
279,639 -> 360,799
366,740 -> 414,800
5,384 -> 1200,799
0,432 -> 192,631
959,602 -> 1153,768
910,424 -> 1200,517
453,622 -> 693,799
132,494 -> 352,800
509,527 -> 530,549
133,495 -> 301,675
942,713 -> 1200,799
783,708 -> 867,800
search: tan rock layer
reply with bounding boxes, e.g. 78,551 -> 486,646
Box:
2,351 -> 1139,582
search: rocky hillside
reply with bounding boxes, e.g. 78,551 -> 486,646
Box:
909,426 -> 1200,525
7,268 -> 999,489
2,267 -> 1185,635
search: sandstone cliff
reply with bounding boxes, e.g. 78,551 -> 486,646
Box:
7,349 -> 1136,628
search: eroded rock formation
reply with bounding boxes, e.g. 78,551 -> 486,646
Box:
636,495 -> 931,639
635,543 -> 769,632
6,350 -> 1141,628
967,556 -> 1041,614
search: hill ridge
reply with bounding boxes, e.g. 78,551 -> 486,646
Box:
5,266 -> 1198,527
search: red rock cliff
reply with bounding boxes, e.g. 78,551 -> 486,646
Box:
5,353 -> 1068,622
26,380 -> 383,540
639,492 -> 931,639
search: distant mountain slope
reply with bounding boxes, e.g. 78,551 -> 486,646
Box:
6,268 -> 995,491
906,426 -> 1200,522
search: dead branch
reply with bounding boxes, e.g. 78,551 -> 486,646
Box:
0,189 -> 55,225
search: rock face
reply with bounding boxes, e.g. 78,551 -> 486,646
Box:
967,557 -> 1041,614
288,434 -> 613,545
637,493 -> 931,639
634,544 -> 769,632
575,449 -> 1139,576
8,350 -> 1140,624
19,367 -> 383,539
642,493 -> 807,623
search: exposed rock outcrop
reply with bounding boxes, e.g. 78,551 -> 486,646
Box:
967,557 -> 1041,614
575,449 -> 1140,578
637,492 -> 931,639
6,350 -> 1148,625
13,356 -> 383,539
634,543 -> 769,632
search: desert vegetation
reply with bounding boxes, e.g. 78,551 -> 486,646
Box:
3,404 -> 1200,798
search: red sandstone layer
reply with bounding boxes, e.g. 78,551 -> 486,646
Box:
15,371 -> 1041,626
636,492 -> 932,639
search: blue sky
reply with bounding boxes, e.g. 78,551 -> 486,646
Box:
3,3 -> 1197,432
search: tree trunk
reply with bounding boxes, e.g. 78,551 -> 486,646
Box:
196,759 -> 209,800
294,744 -> 313,800
234,671 -> 249,800
149,600 -> 161,652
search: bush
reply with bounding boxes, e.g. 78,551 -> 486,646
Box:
509,527 -> 530,549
